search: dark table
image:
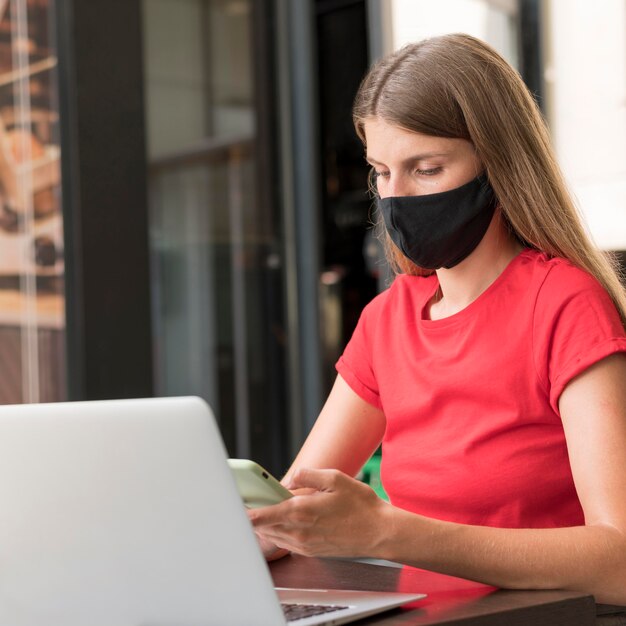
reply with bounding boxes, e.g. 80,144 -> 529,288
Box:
270,554 -> 596,625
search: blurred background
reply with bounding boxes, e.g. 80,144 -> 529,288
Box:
0,0 -> 624,476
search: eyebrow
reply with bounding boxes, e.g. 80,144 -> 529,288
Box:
365,153 -> 450,167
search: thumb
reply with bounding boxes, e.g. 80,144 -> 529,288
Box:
286,468 -> 341,492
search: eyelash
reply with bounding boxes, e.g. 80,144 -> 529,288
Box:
417,167 -> 442,176
373,167 -> 443,180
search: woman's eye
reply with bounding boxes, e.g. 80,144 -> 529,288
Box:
416,167 -> 442,176
374,171 -> 390,179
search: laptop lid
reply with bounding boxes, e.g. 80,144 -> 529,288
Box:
0,396 -> 286,626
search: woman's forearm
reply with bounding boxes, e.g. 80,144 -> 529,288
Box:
377,506 -> 626,605
281,376 -> 386,485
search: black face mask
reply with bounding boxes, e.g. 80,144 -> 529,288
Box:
377,174 -> 497,270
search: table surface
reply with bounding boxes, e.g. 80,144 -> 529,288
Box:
269,554 -> 597,625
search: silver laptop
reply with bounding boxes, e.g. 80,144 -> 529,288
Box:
0,396 -> 424,625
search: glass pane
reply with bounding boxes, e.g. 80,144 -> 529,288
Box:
143,0 -> 287,463
0,0 -> 65,404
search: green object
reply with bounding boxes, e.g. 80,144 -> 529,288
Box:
360,452 -> 388,501
227,459 -> 293,508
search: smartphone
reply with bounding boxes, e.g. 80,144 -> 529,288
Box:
228,459 -> 293,508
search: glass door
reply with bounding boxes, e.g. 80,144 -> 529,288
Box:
142,0 -> 289,471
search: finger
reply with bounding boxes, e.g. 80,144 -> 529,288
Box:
290,487 -> 317,496
266,546 -> 290,562
257,527 -> 313,554
248,500 -> 293,527
286,468 -> 343,492
262,536 -> 301,555
255,526 -> 299,552
260,528 -> 329,558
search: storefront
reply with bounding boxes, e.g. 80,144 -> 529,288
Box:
0,0 -> 623,477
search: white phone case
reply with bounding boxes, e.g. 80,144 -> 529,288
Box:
228,459 -> 293,508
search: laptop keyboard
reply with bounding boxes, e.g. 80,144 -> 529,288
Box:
282,602 -> 349,621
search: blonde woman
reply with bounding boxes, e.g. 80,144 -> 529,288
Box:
250,34 -> 626,606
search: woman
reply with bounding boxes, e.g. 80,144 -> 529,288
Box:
250,33 -> 626,605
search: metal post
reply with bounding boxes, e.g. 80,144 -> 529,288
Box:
275,0 -> 324,454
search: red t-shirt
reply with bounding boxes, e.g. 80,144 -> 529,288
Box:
336,249 -> 626,529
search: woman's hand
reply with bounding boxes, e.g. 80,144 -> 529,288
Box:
254,530 -> 291,562
248,468 -> 391,559
245,509 -> 291,562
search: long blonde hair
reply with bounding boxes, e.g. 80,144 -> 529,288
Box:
353,33 -> 626,326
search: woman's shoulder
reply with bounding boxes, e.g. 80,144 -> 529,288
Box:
374,273 -> 438,305
517,248 -> 606,296
357,273 -> 437,321
516,250 -> 622,335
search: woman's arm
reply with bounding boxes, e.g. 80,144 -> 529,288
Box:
281,374 -> 387,485
250,373 -> 385,560
381,353 -> 626,602
251,354 -> 626,604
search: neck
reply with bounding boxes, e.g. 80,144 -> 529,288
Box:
428,212 -> 524,320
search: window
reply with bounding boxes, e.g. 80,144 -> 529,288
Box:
143,0 -> 289,469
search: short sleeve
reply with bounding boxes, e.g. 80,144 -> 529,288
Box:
335,294 -> 385,409
532,264 -> 626,414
